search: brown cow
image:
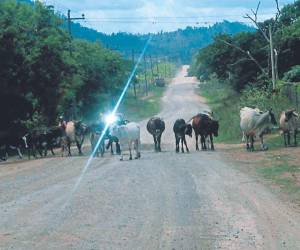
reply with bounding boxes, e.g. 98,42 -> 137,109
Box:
192,113 -> 219,151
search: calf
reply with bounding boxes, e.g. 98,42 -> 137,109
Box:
110,122 -> 141,161
146,117 -> 165,152
279,109 -> 299,147
89,122 -> 105,157
173,119 -> 192,153
192,113 -> 219,150
0,131 -> 28,161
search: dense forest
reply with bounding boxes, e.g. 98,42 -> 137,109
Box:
0,0 -> 129,130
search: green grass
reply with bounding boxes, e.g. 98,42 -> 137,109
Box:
199,81 -> 241,143
120,85 -> 166,121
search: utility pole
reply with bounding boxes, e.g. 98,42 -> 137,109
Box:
164,57 -> 167,78
132,49 -> 137,99
269,24 -> 276,91
149,55 -> 154,83
156,56 -> 160,78
67,9 -> 85,56
144,55 -> 148,96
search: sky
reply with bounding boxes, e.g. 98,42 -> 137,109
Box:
42,0 -> 296,34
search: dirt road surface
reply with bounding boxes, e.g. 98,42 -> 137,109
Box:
1,66 -> 300,250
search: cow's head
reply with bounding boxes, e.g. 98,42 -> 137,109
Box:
269,109 -> 277,125
185,124 -> 193,138
211,120 -> 219,137
285,109 -> 298,122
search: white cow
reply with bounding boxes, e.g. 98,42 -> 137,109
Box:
240,107 -> 277,151
110,122 -> 141,161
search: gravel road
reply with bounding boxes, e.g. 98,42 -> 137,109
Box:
1,66 -> 300,250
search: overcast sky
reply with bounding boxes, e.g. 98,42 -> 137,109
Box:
43,0 -> 295,34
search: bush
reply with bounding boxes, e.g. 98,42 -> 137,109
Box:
283,65 -> 300,82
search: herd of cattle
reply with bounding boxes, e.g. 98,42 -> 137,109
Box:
0,106 -> 298,162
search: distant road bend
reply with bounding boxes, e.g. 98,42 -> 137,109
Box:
1,66 -> 300,249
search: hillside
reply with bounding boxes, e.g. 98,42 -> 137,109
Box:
70,21 -> 255,63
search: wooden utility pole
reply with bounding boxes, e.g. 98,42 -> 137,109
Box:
156,56 -> 160,78
132,49 -> 137,99
149,55 -> 154,82
164,57 -> 167,78
144,55 -> 148,96
67,9 -> 85,56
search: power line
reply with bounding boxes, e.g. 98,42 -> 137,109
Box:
84,20 -> 254,25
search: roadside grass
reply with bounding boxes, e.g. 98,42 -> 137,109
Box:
257,156 -> 300,200
121,85 -> 166,121
199,81 -> 241,143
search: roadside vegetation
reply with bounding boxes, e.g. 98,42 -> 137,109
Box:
190,0 -> 300,144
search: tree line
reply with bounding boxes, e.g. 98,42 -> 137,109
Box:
190,0 -> 300,92
0,0 -> 130,130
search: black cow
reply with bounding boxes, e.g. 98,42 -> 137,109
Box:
0,132 -> 28,161
173,119 -> 192,153
146,117 -> 165,152
26,126 -> 64,159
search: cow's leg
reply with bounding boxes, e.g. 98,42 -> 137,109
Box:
195,134 -> 199,151
116,140 -> 121,155
129,141 -> 133,160
181,137 -> 184,153
210,134 -> 215,151
44,145 -> 48,157
260,135 -> 268,151
76,141 -> 82,155
287,131 -> 291,146
250,135 -> 255,151
294,130 -> 298,146
175,135 -> 179,153
50,144 -> 55,156
135,139 -> 141,159
67,140 -> 72,156
16,147 -> 23,159
283,132 -> 287,147
200,135 -> 206,150
153,135 -> 157,151
100,140 -> 105,157
157,134 -> 162,152
183,136 -> 189,153
246,135 -> 250,151
106,139 -> 113,153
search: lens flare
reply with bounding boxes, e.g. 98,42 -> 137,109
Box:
105,113 -> 117,125
61,35 -> 152,210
